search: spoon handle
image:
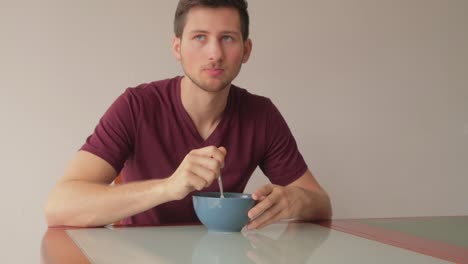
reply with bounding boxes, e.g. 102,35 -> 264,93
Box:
218,175 -> 225,198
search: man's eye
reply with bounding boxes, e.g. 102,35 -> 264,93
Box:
222,36 -> 234,42
194,35 -> 206,41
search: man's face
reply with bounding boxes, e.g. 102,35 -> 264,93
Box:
173,7 -> 252,93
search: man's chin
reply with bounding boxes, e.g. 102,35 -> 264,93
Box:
199,80 -> 231,93
201,84 -> 229,93
184,73 -> 232,93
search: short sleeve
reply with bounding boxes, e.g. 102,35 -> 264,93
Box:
80,88 -> 139,172
259,100 -> 308,185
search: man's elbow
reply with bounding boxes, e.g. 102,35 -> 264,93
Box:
45,200 -> 108,228
320,192 -> 333,220
44,200 -> 64,227
44,198 -> 85,227
323,205 -> 332,220
309,191 -> 332,221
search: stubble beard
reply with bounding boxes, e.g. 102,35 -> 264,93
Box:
185,73 -> 231,93
182,60 -> 243,93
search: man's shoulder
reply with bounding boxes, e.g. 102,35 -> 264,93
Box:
111,76 -> 180,114
231,84 -> 273,110
126,76 -> 180,97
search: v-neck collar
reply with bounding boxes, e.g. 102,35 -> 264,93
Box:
174,76 -> 234,147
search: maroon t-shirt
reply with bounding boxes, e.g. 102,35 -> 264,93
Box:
81,76 -> 307,225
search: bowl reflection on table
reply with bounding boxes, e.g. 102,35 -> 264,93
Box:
191,231 -> 253,264
193,192 -> 255,232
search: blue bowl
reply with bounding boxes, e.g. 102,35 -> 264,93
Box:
193,192 -> 255,232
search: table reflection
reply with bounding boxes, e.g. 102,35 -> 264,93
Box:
192,231 -> 252,263
43,218 -> 462,264
244,222 -> 331,264
192,222 -> 331,264
45,222 -> 331,264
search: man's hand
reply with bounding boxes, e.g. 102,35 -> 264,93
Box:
247,184 -> 302,230
164,146 -> 227,200
247,170 -> 332,230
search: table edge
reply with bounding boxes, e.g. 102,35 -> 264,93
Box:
319,217 -> 468,264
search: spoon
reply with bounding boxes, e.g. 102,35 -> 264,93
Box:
218,174 -> 225,198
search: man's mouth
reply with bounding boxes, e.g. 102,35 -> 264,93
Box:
204,68 -> 224,77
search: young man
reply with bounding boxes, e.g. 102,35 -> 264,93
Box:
45,0 -> 332,230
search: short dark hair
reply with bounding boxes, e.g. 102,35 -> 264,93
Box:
174,0 -> 249,40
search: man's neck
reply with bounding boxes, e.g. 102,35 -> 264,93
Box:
180,76 -> 230,139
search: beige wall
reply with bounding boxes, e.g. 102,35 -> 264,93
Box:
1,0 -> 467,262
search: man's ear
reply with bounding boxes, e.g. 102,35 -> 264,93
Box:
242,39 -> 253,63
172,36 -> 181,61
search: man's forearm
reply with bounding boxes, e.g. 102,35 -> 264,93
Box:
294,186 -> 332,221
45,178 -> 171,227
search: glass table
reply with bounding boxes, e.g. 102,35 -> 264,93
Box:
41,216 -> 468,263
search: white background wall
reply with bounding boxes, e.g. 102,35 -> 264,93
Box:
1,0 -> 467,262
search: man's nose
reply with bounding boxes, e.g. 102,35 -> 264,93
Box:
207,40 -> 223,62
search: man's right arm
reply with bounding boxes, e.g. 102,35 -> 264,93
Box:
44,151 -> 175,227
45,146 -> 226,227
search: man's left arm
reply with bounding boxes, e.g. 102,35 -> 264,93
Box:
247,169 -> 332,230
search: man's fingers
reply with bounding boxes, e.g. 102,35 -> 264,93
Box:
185,172 -> 208,191
248,190 -> 278,219
218,146 -> 227,156
190,146 -> 227,167
247,185 -> 294,229
187,154 -> 222,172
254,210 -> 282,230
211,146 -> 227,168
190,145 -> 225,158
185,162 -> 218,185
248,203 -> 283,229
170,146 -> 227,200
252,184 -> 275,200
